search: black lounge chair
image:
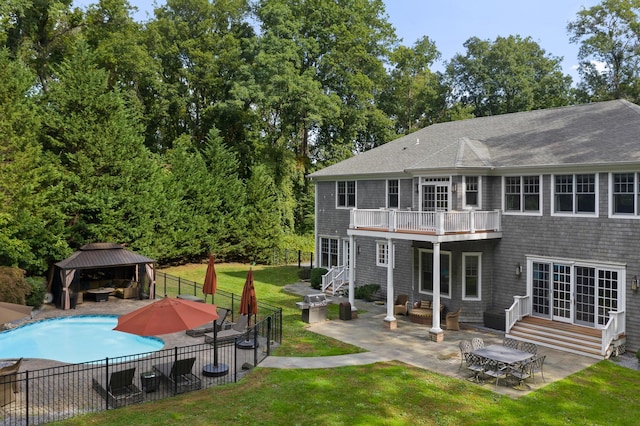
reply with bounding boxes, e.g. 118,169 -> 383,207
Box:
204,314 -> 249,344
153,357 -> 201,394
185,308 -> 229,337
92,367 -> 143,409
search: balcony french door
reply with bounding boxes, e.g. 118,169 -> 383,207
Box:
422,185 -> 448,212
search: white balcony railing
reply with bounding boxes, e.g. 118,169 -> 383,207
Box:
349,209 -> 502,235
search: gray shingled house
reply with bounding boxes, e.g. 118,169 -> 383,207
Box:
309,99 -> 640,359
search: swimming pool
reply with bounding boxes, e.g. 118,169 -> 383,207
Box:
0,315 -> 165,364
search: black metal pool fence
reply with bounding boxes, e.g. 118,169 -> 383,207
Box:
1,274 -> 283,426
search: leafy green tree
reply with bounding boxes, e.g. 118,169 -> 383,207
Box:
0,48 -> 69,274
3,0 -> 83,92
446,35 -> 573,117
380,36 -> 447,134
568,0 -> 640,102
39,40 -> 161,252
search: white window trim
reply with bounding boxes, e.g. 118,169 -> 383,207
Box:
608,172 -> 639,219
386,179 -> 400,209
319,236 -> 340,269
335,180 -> 357,209
418,248 -> 451,299
551,173 -> 599,218
501,175 -> 543,216
462,252 -> 482,301
376,240 -> 394,267
462,176 -> 482,210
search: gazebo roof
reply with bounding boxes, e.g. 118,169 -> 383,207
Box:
55,243 -> 155,270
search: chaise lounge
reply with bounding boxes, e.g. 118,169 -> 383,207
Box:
92,367 -> 143,409
153,357 -> 201,394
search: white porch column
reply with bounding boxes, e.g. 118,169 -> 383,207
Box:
348,235 -> 356,312
384,238 -> 397,328
430,242 -> 443,334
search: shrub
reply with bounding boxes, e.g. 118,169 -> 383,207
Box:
25,276 -> 47,309
354,284 -> 380,302
310,268 -> 327,290
0,266 -> 31,304
636,349 -> 640,362
297,268 -> 311,281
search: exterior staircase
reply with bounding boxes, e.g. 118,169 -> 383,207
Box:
506,316 -> 624,360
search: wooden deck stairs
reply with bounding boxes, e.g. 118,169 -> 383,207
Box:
506,316 -> 624,360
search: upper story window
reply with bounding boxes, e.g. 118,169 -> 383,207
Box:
553,174 -> 597,216
463,176 -> 480,208
387,179 -> 399,208
610,172 -> 639,217
337,181 -> 356,208
504,175 -> 541,214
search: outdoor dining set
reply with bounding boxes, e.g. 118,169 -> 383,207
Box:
459,337 -> 546,389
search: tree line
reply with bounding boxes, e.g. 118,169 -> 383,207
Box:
1,0 -> 638,276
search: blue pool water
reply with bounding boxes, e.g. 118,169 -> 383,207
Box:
0,315 -> 164,364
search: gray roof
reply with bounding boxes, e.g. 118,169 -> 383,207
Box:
55,243 -> 155,270
309,100 -> 640,179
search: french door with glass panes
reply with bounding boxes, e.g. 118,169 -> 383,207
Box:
531,260 -> 620,327
422,184 -> 449,211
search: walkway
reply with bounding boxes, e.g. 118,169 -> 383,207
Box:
261,282 -> 599,398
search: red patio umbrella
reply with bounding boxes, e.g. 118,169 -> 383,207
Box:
202,254 -> 217,303
240,268 -> 258,318
114,297 -> 218,336
0,302 -> 33,324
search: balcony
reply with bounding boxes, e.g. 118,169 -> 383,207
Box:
349,209 -> 502,239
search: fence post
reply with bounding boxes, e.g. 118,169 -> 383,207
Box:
253,326 -> 259,367
233,337 -> 238,383
105,358 -> 110,410
298,250 -> 301,268
25,370 -> 29,426
173,347 -> 178,395
310,252 -> 314,269
266,316 -> 272,355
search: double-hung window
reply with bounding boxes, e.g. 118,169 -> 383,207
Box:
553,174 -> 597,215
387,179 -> 399,208
504,176 -> 541,214
462,253 -> 481,300
464,176 -> 480,208
611,172 -> 639,216
419,249 -> 451,297
376,241 -> 390,267
337,181 -> 356,208
320,237 -> 339,268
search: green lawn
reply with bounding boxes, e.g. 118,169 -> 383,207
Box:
52,264 -> 640,425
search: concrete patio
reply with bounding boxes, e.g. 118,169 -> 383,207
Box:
268,282 -> 601,398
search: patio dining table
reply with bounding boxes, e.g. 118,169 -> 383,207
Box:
472,344 -> 534,365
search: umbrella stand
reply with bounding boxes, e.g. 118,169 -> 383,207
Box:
236,304 -> 258,350
202,320 -> 229,377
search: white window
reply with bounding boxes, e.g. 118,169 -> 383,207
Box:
376,241 -> 389,266
419,249 -> 451,298
387,179 -> 399,208
610,172 -> 639,217
342,239 -> 350,267
503,175 -> 541,214
336,181 -> 356,208
463,176 -> 481,208
552,174 -> 597,216
320,237 -> 339,268
462,253 -> 481,300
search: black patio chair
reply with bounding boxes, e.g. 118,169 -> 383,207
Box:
153,357 -> 202,394
92,367 -> 143,409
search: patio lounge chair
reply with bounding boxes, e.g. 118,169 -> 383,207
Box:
92,367 -> 143,409
0,358 -> 22,407
153,357 -> 202,394
204,313 -> 249,344
186,308 -> 229,337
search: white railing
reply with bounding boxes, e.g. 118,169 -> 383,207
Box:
505,295 -> 530,333
602,310 -> 625,356
321,265 -> 348,295
350,209 -> 501,235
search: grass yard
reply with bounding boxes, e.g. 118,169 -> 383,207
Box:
51,264 -> 640,425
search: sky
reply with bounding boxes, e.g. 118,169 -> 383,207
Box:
73,0 -> 603,83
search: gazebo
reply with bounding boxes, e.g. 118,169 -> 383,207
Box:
52,243 -> 156,310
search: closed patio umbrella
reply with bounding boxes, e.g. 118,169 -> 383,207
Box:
202,254 -> 217,303
237,269 -> 258,349
114,297 -> 218,336
0,302 -> 33,325
201,254 -> 228,377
